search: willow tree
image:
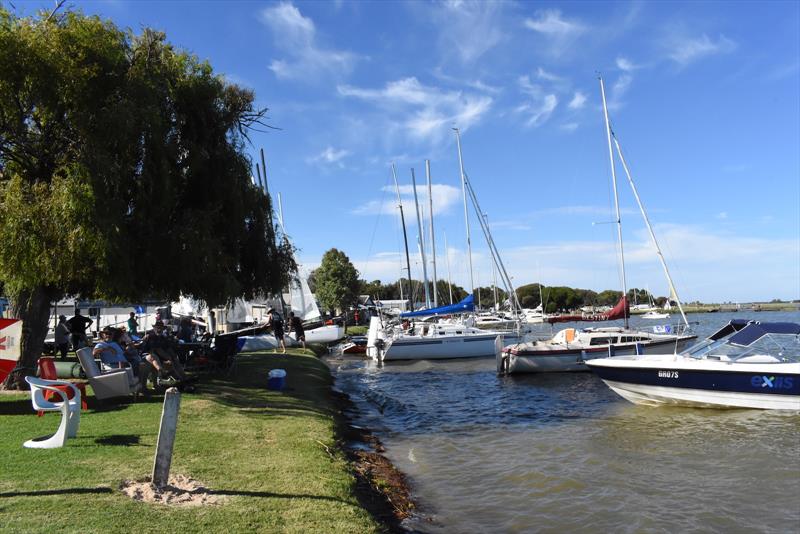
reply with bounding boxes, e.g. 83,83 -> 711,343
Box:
0,9 -> 294,388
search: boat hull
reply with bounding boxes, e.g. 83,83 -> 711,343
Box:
587,356 -> 800,410
382,334 -> 500,361
238,324 -> 345,352
500,337 -> 695,374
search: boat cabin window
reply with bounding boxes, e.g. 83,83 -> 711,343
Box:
620,336 -> 647,343
589,337 -> 616,346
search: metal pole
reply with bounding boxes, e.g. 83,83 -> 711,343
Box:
454,128 -> 475,298
411,169 -> 431,309
426,160 -> 438,308
599,76 -> 629,328
277,192 -> 285,232
612,134 -> 690,329
255,162 -> 265,191
444,231 -> 454,304
260,148 -> 270,199
391,164 -> 413,309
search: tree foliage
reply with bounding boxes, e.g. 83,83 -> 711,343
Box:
314,248 -> 360,313
356,277 -> 467,306
0,9 -> 294,386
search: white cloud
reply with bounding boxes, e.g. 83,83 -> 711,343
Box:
536,67 -> 563,82
352,183 -> 462,217
309,146 -> 350,167
516,94 -> 558,128
568,91 -> 587,109
350,224 -> 800,302
559,122 -> 579,132
523,9 -> 586,58
605,74 -> 632,110
665,33 -> 736,66
616,56 -> 637,72
338,77 -> 493,143
715,212 -> 728,220
524,9 -> 584,36
260,2 -> 358,81
433,0 -> 508,63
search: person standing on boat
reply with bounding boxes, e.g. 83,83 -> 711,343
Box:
287,312 -> 305,350
54,315 -> 71,360
265,308 -> 286,353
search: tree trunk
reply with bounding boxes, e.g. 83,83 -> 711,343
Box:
1,286 -> 57,390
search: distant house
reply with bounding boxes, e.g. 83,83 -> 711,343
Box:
357,295 -> 376,309
374,298 -> 411,312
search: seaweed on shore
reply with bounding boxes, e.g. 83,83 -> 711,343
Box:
330,388 -> 417,533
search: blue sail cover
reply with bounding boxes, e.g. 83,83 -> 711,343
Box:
400,294 -> 475,318
727,321 -> 800,347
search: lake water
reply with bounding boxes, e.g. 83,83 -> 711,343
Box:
327,311 -> 800,533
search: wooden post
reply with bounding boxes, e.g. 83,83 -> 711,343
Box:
152,387 -> 181,488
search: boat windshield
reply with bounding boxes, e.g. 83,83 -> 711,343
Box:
686,332 -> 800,362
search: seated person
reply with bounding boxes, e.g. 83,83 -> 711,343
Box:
140,321 -> 188,383
177,317 -> 194,343
93,327 -> 128,371
114,327 -> 153,387
93,327 -> 138,388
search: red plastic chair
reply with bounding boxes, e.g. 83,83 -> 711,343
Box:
36,357 -> 88,416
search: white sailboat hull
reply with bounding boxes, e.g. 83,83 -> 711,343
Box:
381,333 -> 501,361
238,324 -> 345,352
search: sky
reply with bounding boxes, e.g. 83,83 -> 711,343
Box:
16,0 -> 800,303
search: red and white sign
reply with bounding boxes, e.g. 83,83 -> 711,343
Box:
0,318 -> 22,382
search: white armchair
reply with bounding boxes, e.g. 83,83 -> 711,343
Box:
24,376 -> 81,449
76,347 -> 139,400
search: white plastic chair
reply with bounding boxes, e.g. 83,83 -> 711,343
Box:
24,376 -> 81,449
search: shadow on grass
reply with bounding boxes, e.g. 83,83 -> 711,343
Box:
0,399 -> 35,416
0,487 -> 113,498
208,488 -> 352,505
94,434 -> 141,446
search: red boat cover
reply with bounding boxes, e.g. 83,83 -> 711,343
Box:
546,296 -> 629,324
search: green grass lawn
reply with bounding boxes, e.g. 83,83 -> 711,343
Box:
0,350 -> 383,533
346,325 -> 369,336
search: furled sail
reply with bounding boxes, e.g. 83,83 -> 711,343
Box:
400,294 -> 475,318
546,296 -> 629,324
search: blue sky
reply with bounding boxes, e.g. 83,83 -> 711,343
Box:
17,1 -> 800,302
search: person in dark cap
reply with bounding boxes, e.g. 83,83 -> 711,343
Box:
54,315 -> 71,360
265,307 -> 285,353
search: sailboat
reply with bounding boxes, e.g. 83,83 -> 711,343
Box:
367,139 -> 524,362
498,77 -> 696,374
238,192 -> 344,352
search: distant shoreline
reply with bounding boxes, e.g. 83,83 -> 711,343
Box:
630,302 -> 800,314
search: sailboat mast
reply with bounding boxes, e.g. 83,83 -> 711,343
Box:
426,160 -> 438,308
486,213 -> 498,310
391,164 -> 413,308
454,128 -> 475,298
411,169 -> 431,309
444,231 -> 454,305
611,134 -> 690,328
277,192 -> 286,232
599,76 -> 629,328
